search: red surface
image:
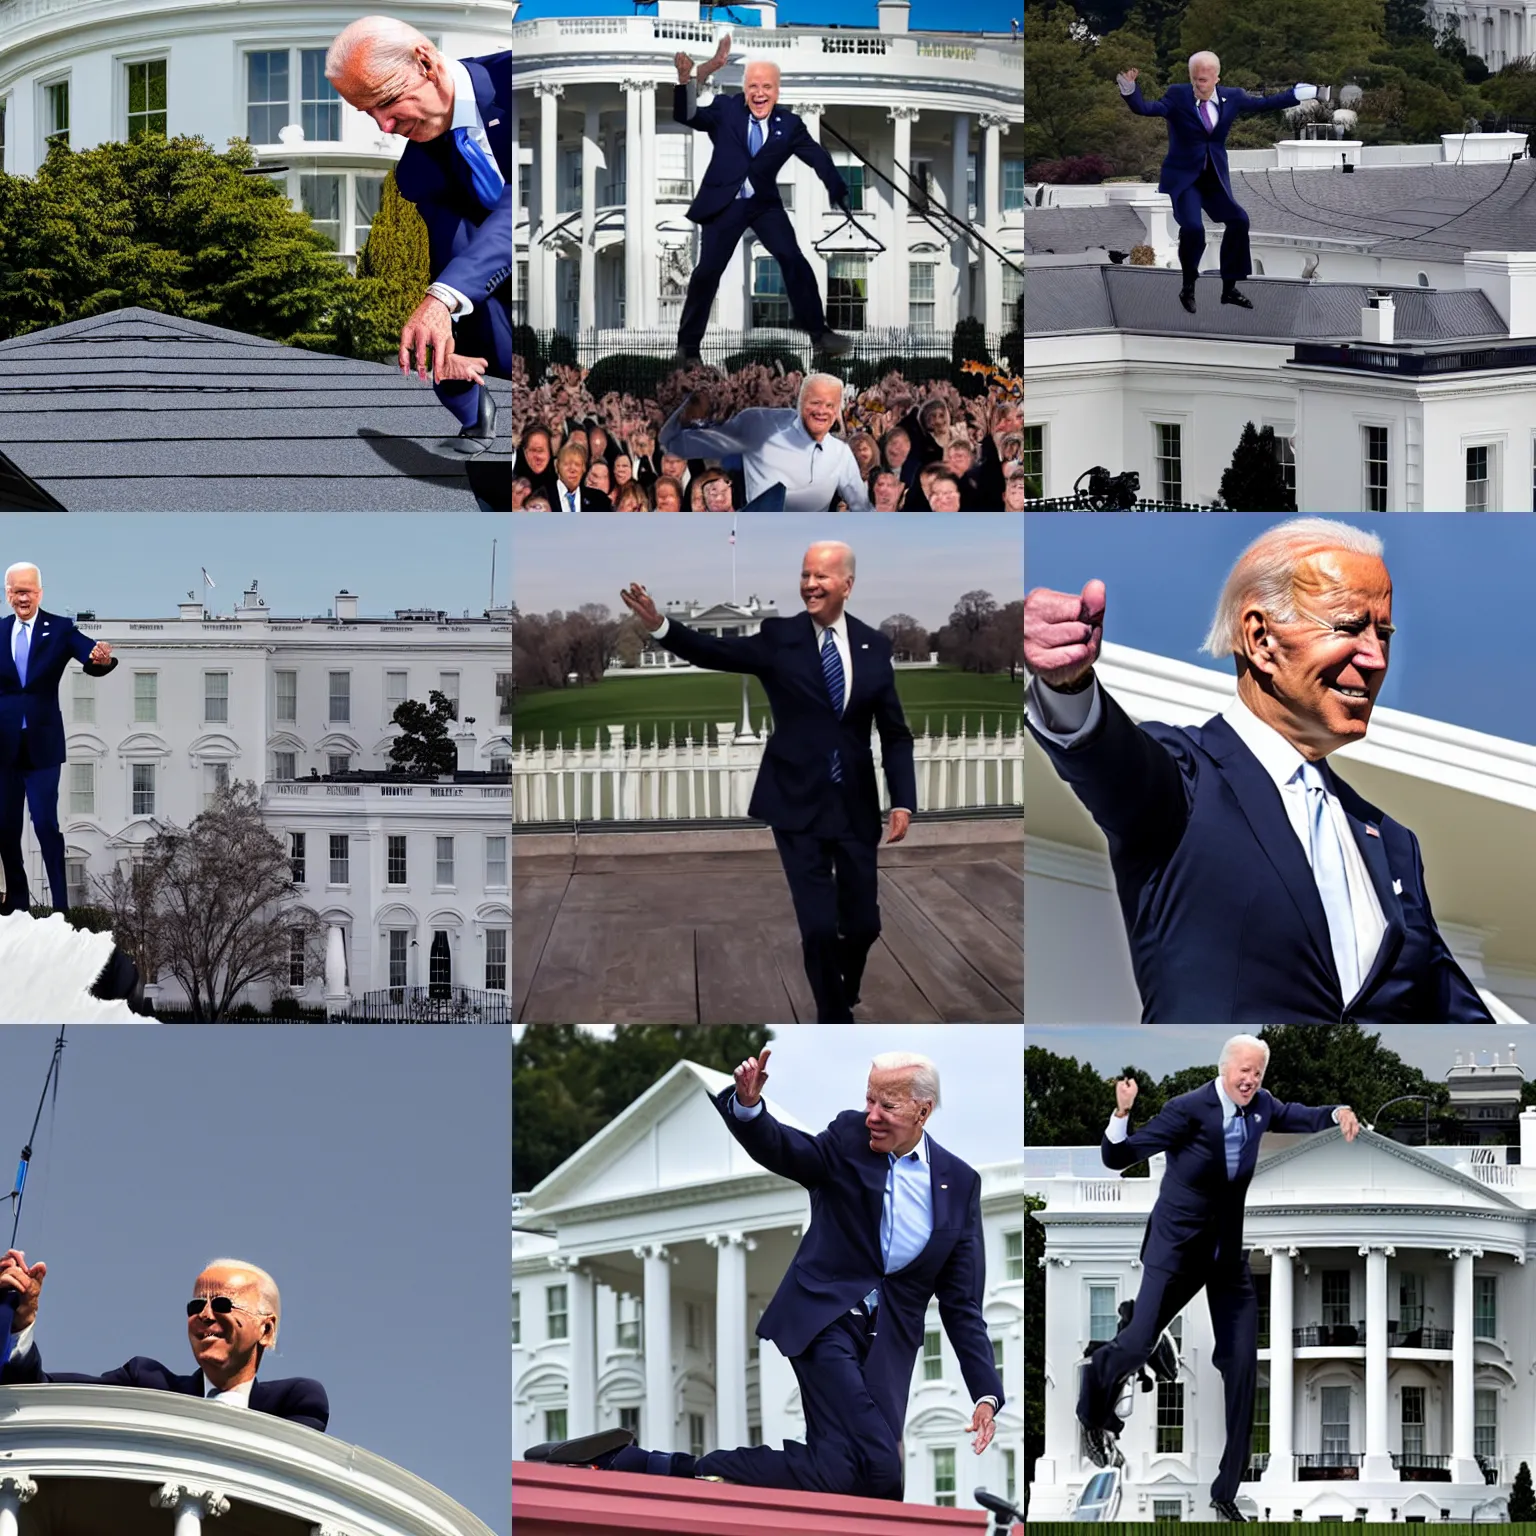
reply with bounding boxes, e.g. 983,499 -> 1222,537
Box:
512,1460 -> 995,1535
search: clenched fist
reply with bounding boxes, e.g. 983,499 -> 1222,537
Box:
1024,580 -> 1106,690
1114,1077 -> 1138,1116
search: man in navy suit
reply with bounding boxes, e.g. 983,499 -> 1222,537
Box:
527,1048 -> 1004,1497
671,34 -> 854,364
1024,517 -> 1492,1024
0,563 -> 118,915
1078,1035 -> 1359,1521
1119,53 -> 1316,312
620,542 -> 917,1021
0,1251 -> 328,1433
326,17 -> 510,441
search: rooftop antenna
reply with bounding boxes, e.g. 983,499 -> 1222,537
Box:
490,538 -> 498,610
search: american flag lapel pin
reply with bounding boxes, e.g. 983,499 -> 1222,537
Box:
489,118 -> 501,127
1393,879 -> 1403,895
1365,826 -> 1380,837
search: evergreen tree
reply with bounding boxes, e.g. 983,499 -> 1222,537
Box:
1511,1461 -> 1536,1521
1218,421 -> 1297,511
340,169 -> 432,362
388,690 -> 460,778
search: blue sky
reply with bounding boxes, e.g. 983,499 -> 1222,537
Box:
0,1027 -> 508,1536
1024,513 -> 1536,747
1,516 -> 506,620
514,0 -> 1019,33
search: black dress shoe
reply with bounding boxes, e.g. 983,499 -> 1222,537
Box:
525,1427 -> 635,1466
1179,287 -> 1197,314
458,386 -> 497,441
1221,287 -> 1254,309
672,348 -> 703,366
816,330 -> 854,357
1211,1498 -> 1250,1522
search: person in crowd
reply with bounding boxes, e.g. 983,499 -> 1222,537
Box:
943,439 -> 991,510
897,399 -> 955,473
926,470 -> 964,511
553,445 -> 612,511
628,426 -> 661,488
525,493 -> 554,510
613,453 -> 635,492
847,432 -> 881,482
661,451 -> 694,501
697,470 -> 737,511
871,469 -> 905,510
883,426 -> 915,485
653,476 -> 686,511
513,423 -> 559,502
614,483 -> 653,510
586,460 -> 614,500
512,476 -> 532,509
1003,464 -> 1029,509
587,422 -> 614,469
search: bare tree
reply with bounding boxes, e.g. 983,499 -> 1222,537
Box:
879,613 -> 931,663
936,589 -> 1001,672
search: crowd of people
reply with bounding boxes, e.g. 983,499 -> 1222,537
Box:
511,392 -> 1027,511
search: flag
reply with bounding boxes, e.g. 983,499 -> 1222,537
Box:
729,515 -> 737,547
202,568 -> 216,589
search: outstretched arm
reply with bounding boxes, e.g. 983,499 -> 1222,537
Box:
620,586 -> 773,676
935,1182 -> 1007,1424
709,1056 -> 838,1187
789,120 -> 850,207
1117,69 -> 1169,117
1233,87 -> 1306,115
658,398 -> 755,462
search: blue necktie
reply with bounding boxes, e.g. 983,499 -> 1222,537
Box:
820,628 -> 844,784
1224,1107 -> 1247,1179
863,1153 -> 897,1316
1300,761 -> 1360,1001
13,620 -> 28,686
739,115 -> 764,198
452,127 -> 503,211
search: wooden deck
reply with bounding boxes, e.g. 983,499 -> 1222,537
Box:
514,820 -> 1022,1024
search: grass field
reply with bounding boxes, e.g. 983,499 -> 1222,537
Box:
513,666 -> 1023,748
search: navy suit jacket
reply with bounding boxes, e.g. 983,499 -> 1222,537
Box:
1028,684 -> 1490,1023
1,1341 -> 328,1432
711,1085 -> 1005,1443
1103,1082 -> 1337,1275
652,611 -> 917,842
396,52 -> 512,375
674,86 -> 849,224
1124,81 -> 1299,200
0,610 -> 117,771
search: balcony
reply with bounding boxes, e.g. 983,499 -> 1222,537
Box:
348,985 -> 511,1024
0,1383 -> 491,1535
1297,1452 -> 1362,1481
1392,1452 -> 1452,1482
1293,1323 -> 1366,1348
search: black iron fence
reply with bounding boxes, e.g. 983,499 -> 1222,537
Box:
341,986 -> 511,1024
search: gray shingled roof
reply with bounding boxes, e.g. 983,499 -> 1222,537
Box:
1023,204 -> 1149,256
0,307 -> 512,512
1026,264 -> 1509,343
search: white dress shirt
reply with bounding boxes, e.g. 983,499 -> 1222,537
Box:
425,56 -> 504,322
7,1321 -> 253,1406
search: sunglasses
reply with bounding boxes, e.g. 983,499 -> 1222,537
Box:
187,1295 -> 265,1320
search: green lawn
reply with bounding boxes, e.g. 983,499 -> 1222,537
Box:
513,665 -> 1022,748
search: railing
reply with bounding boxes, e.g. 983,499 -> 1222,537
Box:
1293,1323 -> 1367,1347
1297,1451 -> 1362,1479
511,721 -> 1024,823
1391,1325 -> 1454,1350
1293,342 -> 1534,376
1392,1452 -> 1452,1481
343,986 -> 510,1024
1024,497 -> 1214,511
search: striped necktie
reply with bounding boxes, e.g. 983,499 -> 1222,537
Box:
1299,761 -> 1360,1001
820,628 -> 844,783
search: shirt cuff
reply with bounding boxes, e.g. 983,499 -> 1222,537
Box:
730,1091 -> 765,1120
427,282 -> 474,319
1331,1107 -> 1342,1124
649,616 -> 670,639
10,1320 -> 35,1357
976,1395 -> 1000,1411
1027,673 -> 1102,743
1105,1112 -> 1129,1143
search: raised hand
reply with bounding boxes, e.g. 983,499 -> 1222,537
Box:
698,31 -> 732,79
674,50 -> 695,82
620,583 -> 662,632
0,1249 -> 46,1330
734,1047 -> 771,1107
1115,1077 -> 1138,1115
1024,580 -> 1106,689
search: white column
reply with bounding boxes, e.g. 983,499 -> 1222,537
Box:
1451,1249 -> 1478,1478
579,103 -> 599,333
950,111 -> 971,321
707,1231 -> 754,1449
636,83 -> 658,329
888,107 -> 919,331
797,104 -> 826,336
1262,1248 -> 1295,1488
534,83 -> 564,330
323,921 -> 348,1014
979,113 -> 1008,336
558,1257 -> 597,1437
1362,1245 -> 1393,1478
510,94 -> 522,308
638,1243 -> 674,1450
151,1486 -> 229,1536
622,81 -> 645,329
0,1477 -> 36,1536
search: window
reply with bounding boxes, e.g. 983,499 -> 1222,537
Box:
1003,265 -> 1024,330
328,671 -> 350,723
1321,1384 -> 1351,1460
300,49 -> 339,141
126,59 -> 167,138
689,1412 -> 706,1459
619,1405 -> 640,1435
273,751 -> 296,781
1364,424 -> 1389,512
384,835 -> 408,887
685,1301 -> 703,1350
203,761 -> 230,810
1474,1275 -> 1497,1339
435,835 -> 455,887
544,1408 -> 567,1442
1003,157 -> 1026,211
1401,1385 -> 1425,1459
833,154 -> 865,212
66,857 -> 88,910
486,929 -> 507,990
922,1329 -> 943,1380
1275,433 -> 1297,497
932,1447 -> 955,1507
827,255 -> 868,332
1466,444 -> 1491,511
69,761 -> 95,816
275,670 -> 297,723
511,1292 -> 520,1345
491,754 -> 510,775
0,104 -> 6,172
1475,1388 -> 1498,1460
386,670 -> 408,720
44,80 -> 69,150
204,671 -> 229,723
496,671 -> 513,725
246,51 -> 289,142
329,833 -> 349,885
1255,1269 -> 1270,1348
389,929 -> 409,988
355,173 -> 385,254
1322,1270 -> 1351,1328
1251,1384 -> 1269,1456
1019,423 -> 1044,498
486,835 -> 508,888
1002,1448 -> 1016,1503
545,1285 -> 571,1343
1399,1272 -> 1423,1334
1088,1284 -> 1116,1344
1154,422 -> 1182,502
1151,1500 -> 1183,1522
1156,1381 -> 1185,1453
301,174 -> 342,250
992,1336 -> 1005,1372
429,930 -> 451,989
751,255 -> 791,329
655,130 -> 690,202
134,672 -> 158,723
131,763 -> 155,816
288,928 -> 306,988
1004,1230 -> 1023,1280
289,831 -> 305,885
616,1294 -> 641,1349
909,158 -> 935,215
909,262 -> 936,329
328,752 -> 350,777
438,672 -> 460,718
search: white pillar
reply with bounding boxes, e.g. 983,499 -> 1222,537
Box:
1362,1245 -> 1393,1478
979,113 -> 1008,336
1451,1249 -> 1478,1478
534,83 -> 564,331
0,1477 -> 36,1536
636,83 -> 658,329
950,111 -> 971,321
323,921 -> 348,1014
797,104 -> 826,335
622,81 -> 645,329
638,1243 -> 674,1450
888,107 -> 918,331
151,1486 -> 229,1536
580,103 -> 599,333
708,1231 -> 754,1449
510,94 -> 522,312
1262,1248 -> 1295,1488
561,1258 -> 597,1438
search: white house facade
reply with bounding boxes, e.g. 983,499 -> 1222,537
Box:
513,1059 -> 1025,1512
1430,0 -> 1536,69
0,0 -> 513,263
510,0 -> 1023,342
16,580 -> 513,1010
1026,1103 -> 1536,1522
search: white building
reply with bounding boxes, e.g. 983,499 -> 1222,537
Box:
16,580 -> 513,1011
0,0 -> 513,263
1026,1087 -> 1536,1521
1025,643 -> 1536,1023
513,1058 -> 1025,1511
510,0 -> 1023,341
1431,0 -> 1536,69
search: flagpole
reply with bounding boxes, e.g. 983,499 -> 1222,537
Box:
733,516 -> 751,739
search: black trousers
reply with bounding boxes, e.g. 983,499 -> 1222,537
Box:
1077,1258 -> 1258,1504
0,731 -> 66,912
1171,161 -> 1252,284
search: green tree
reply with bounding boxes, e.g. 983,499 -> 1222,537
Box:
1025,1191 -> 1047,1511
1177,0 -> 1384,101
1218,421 -> 1297,511
336,168 -> 431,362
1510,1461 -> 1536,1521
388,689 -> 460,778
1260,1023 -> 1451,1130
1025,7 -> 1135,165
513,1025 -> 776,1191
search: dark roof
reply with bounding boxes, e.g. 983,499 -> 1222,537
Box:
1022,204 -> 1148,256
1025,264 -> 1508,343
0,308 -> 512,512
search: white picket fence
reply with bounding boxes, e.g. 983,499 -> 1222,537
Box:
512,720 -> 1025,823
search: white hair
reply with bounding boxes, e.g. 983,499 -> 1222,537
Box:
203,1257 -> 282,1348
742,58 -> 782,82
1188,50 -> 1221,75
797,371 -> 846,412
4,562 -> 39,587
1201,517 -> 1385,660
325,15 -> 434,88
1218,1034 -> 1270,1071
870,1051 -> 941,1109
806,539 -> 856,580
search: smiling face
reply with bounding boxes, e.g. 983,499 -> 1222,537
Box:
337,42 -> 456,142
187,1264 -> 276,1390
6,566 -> 40,621
865,1067 -> 932,1157
929,478 -> 962,511
743,62 -> 780,118
1221,1045 -> 1267,1107
884,429 -> 911,468
1239,549 -> 1393,759
1003,473 -> 1028,510
873,471 -> 902,509
800,542 -> 854,626
799,380 -> 842,442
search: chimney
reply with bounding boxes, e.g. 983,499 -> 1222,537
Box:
178,600 -> 205,621
455,730 -> 477,772
1361,291 -> 1395,344
753,0 -> 778,25
1521,1107 -> 1536,1167
1465,251 -> 1536,339
334,590 -> 358,621
877,0 -> 910,31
